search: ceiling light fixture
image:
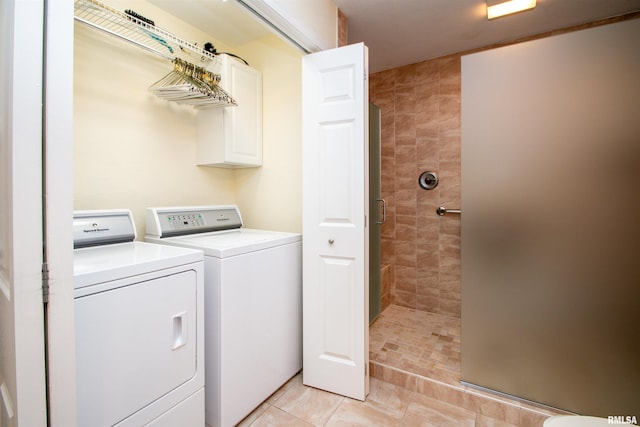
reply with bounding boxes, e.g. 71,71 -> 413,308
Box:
487,0 -> 536,20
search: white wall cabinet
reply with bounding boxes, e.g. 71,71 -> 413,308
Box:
197,55 -> 263,168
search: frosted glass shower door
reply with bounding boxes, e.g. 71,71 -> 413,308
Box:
369,102 -> 382,323
461,19 -> 640,417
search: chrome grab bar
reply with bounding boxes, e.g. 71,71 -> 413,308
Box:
437,206 -> 461,216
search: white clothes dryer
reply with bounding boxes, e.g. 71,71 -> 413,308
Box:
73,210 -> 205,427
145,205 -> 302,427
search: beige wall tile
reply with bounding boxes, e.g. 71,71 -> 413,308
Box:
395,214 -> 417,240
394,113 -> 416,138
416,294 -> 439,312
337,9 -> 348,47
475,413 -> 521,427
370,362 -> 418,391
416,376 -> 465,407
416,242 -> 439,270
395,63 -> 418,87
394,289 -> 417,308
370,69 -> 396,93
416,60 -> 440,82
463,390 -> 521,425
395,241 -> 417,268
394,86 -> 416,114
417,215 -> 439,240
395,190 -> 417,217
371,54 -> 462,317
394,265 -> 416,292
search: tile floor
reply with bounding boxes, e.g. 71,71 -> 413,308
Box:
238,305 -> 564,426
370,304 -> 462,387
238,373 -> 525,426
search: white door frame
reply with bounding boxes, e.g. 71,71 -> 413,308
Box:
0,1 -> 76,425
44,1 -> 77,425
1,0 -> 48,425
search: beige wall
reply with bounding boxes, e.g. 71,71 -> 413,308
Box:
234,36 -> 303,232
74,1 -> 303,238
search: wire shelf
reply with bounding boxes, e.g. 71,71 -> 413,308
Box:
74,0 -> 237,108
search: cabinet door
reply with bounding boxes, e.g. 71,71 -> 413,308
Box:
196,56 -> 262,168
223,58 -> 263,166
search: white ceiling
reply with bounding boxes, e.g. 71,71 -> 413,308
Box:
334,0 -> 640,72
150,0 -> 640,73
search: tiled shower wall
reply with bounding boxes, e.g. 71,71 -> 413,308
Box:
370,55 -> 462,318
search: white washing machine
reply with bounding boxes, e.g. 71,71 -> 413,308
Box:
145,205 -> 302,427
73,210 -> 205,427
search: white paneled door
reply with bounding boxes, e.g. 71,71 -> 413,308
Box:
302,43 -> 369,400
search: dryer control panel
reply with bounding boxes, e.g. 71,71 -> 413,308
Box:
73,210 -> 136,248
146,206 -> 243,238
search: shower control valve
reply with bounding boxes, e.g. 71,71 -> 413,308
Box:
419,171 -> 439,190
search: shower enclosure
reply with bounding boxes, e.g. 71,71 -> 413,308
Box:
461,19 -> 640,416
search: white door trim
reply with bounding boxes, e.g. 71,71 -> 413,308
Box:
44,1 -> 77,425
0,0 -> 47,424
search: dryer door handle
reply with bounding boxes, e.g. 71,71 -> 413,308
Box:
171,311 -> 188,350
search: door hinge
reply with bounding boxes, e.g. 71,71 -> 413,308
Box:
42,262 -> 50,304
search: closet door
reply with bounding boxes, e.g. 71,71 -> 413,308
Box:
0,1 -> 47,425
1,1 -> 75,425
302,42 -> 369,401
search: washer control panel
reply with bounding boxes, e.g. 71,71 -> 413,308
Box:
147,206 -> 243,238
166,213 -> 205,230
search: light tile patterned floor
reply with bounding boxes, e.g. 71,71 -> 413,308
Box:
369,304 -> 462,387
237,305 -> 561,426
238,373 -> 519,427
